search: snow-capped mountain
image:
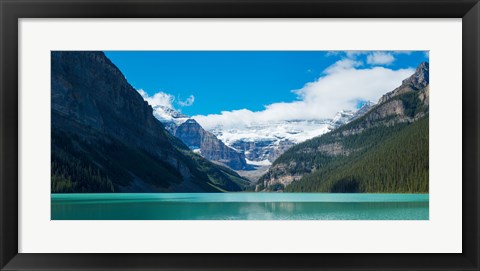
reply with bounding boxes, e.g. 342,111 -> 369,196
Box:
328,101 -> 376,129
205,102 -> 376,164
352,101 -> 376,119
174,119 -> 247,170
147,98 -> 376,168
152,104 -> 189,122
209,120 -> 332,164
146,104 -> 247,170
329,110 -> 355,128
150,105 -> 189,134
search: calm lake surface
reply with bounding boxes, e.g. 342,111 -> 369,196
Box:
51,193 -> 429,220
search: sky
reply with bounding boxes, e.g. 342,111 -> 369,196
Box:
105,51 -> 428,129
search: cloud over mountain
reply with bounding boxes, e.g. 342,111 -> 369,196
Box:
178,95 -> 195,107
193,58 -> 414,130
138,89 -> 174,108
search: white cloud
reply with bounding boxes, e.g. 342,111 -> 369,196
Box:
345,51 -> 364,58
323,58 -> 362,74
366,52 -> 395,65
138,89 -> 175,109
178,95 -> 195,107
193,59 -> 414,130
331,51 -> 397,66
138,89 -> 195,108
137,89 -> 180,122
325,51 -> 342,57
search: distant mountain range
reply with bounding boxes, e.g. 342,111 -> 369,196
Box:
51,51 -> 249,193
258,62 -> 429,193
153,99 -> 375,169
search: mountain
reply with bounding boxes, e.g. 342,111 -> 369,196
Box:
174,119 -> 247,170
207,102 -> 375,165
144,90 -> 374,172
378,62 -> 429,104
51,51 -> 249,193
329,101 -> 376,129
209,120 -> 332,164
150,104 -> 189,134
351,101 -> 376,120
329,110 -> 355,128
331,110 -> 355,127
155,105 -> 370,173
147,105 -> 248,170
258,62 -> 429,193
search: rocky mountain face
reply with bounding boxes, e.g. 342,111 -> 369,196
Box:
230,138 -> 295,163
174,119 -> 247,170
329,101 -> 376,129
51,51 -> 249,193
207,104 -> 375,166
378,62 -> 429,104
329,110 -> 355,128
352,101 -> 376,119
210,120 -> 332,164
151,105 -> 189,134
146,104 -> 248,170
258,62 -> 430,192
144,92 -> 375,173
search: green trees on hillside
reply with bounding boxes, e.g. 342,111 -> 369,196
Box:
262,83 -> 430,194
285,116 -> 429,193
395,91 -> 426,118
51,131 -> 251,193
51,134 -> 114,193
265,120 -> 412,183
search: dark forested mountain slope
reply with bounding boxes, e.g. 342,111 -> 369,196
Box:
51,51 -> 249,193
258,62 -> 429,193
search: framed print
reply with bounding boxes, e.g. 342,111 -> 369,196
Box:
1,0 -> 479,270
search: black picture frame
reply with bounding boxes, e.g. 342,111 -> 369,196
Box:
1,0 -> 479,270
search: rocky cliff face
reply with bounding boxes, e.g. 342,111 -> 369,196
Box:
151,105 -> 189,134
52,51 -> 177,160
229,138 -> 295,163
351,101 -> 376,120
174,119 -> 247,170
378,62 -> 429,104
259,62 -> 430,191
329,110 -> 355,128
140,100 -> 248,170
51,51 -> 248,192
210,119 -> 332,165
329,101 -> 376,129
338,62 -> 430,137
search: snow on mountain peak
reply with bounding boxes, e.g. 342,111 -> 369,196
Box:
145,94 -> 374,164
151,105 -> 189,125
209,119 -> 332,162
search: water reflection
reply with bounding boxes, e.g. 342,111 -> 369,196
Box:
52,194 -> 429,220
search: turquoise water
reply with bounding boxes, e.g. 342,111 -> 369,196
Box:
51,193 -> 429,220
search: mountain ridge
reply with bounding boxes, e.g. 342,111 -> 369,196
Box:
51,51 -> 249,193
257,62 -> 429,192
146,104 -> 248,170
174,119 -> 248,170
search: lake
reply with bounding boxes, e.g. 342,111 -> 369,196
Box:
51,193 -> 429,220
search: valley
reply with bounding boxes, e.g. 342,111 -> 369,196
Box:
51,51 -> 429,194
149,97 -> 376,182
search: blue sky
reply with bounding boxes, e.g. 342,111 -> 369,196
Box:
104,51 -> 428,117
